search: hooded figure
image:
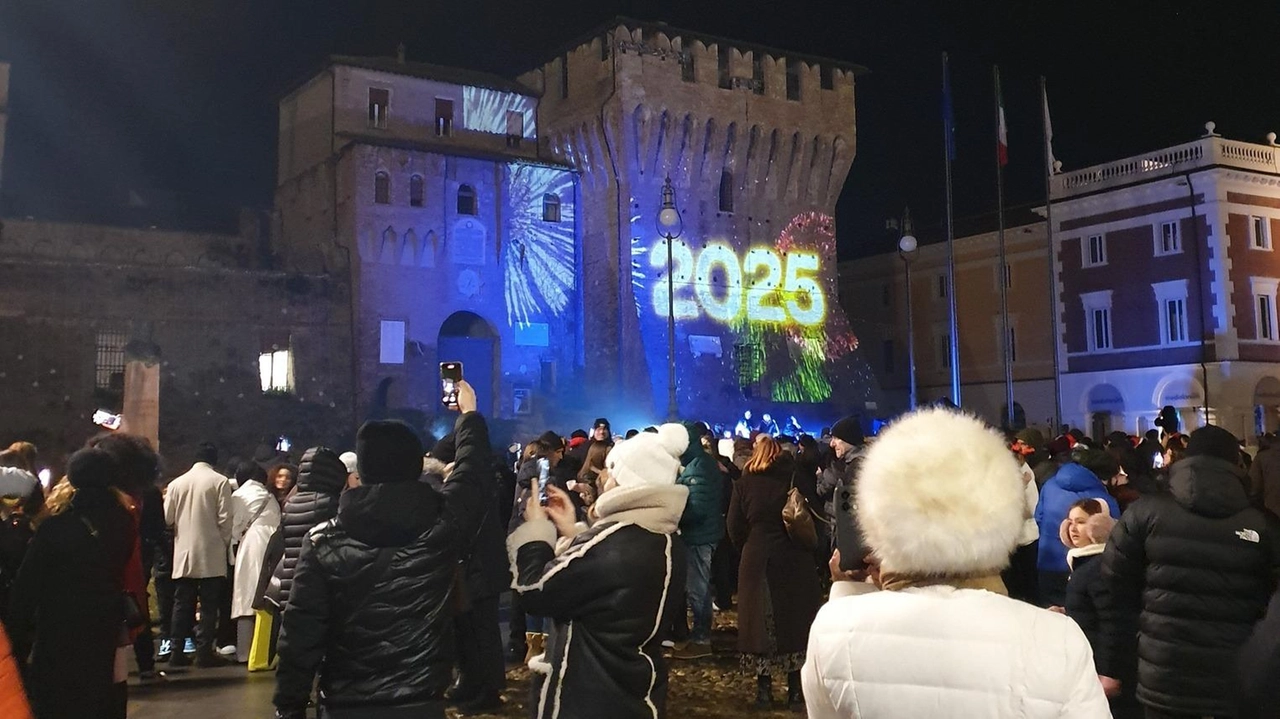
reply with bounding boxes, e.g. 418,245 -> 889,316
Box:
802,408 -> 1110,718
268,446 -> 347,609
274,414 -> 493,718
508,423 -> 690,719
1100,424 -> 1280,717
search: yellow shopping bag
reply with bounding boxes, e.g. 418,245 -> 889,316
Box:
247,609 -> 277,672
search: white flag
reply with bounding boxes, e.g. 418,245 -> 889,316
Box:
1043,83 -> 1057,175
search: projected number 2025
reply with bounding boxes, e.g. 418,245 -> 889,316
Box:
650,240 -> 826,326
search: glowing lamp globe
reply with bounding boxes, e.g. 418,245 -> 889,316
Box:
898,234 -> 918,253
658,207 -> 681,232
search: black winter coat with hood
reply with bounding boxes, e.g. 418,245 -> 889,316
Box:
1101,455 -> 1280,716
273,412 -> 492,715
1064,546 -> 1138,693
270,447 -> 346,607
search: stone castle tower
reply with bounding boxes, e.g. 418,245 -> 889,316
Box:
522,19 -> 878,422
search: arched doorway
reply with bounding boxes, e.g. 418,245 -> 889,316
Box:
1086,383 -> 1124,439
438,311 -> 499,417
1254,376 -> 1280,437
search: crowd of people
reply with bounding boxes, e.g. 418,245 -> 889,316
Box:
1,391 -> 1280,718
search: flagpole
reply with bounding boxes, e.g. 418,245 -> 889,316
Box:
943,52 -> 961,406
994,66 -> 1014,428
1041,76 -> 1063,433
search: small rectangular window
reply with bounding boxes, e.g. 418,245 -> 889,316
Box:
560,55 -> 570,99
1008,326 -> 1017,363
258,343 -> 294,393
506,110 -> 524,148
1003,263 -> 1012,289
717,46 -> 732,89
95,329 -> 127,391
937,274 -> 948,299
368,88 -> 389,129
1260,295 -> 1275,340
600,35 -> 611,61
435,98 -> 454,136
820,65 -> 834,90
752,54 -> 765,95
1085,234 -> 1107,267
1157,220 -> 1181,256
881,283 -> 891,307
1252,216 -> 1271,250
380,320 -> 406,364
1091,308 -> 1112,350
785,59 -> 802,101
882,339 -> 895,374
681,53 -> 695,82
937,333 -> 952,369
1163,298 -> 1187,344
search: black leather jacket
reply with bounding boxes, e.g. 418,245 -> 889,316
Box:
273,412 -> 491,716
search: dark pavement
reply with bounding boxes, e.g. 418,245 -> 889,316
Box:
129,666 -> 276,718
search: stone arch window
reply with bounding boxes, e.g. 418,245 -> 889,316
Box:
542,193 -> 561,223
719,171 -> 734,213
409,174 -> 424,207
374,171 -> 390,205
457,184 -> 477,215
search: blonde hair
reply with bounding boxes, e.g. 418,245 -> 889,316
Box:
744,436 -> 782,475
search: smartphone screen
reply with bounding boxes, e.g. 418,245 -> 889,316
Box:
440,362 -> 463,408
537,458 -> 551,505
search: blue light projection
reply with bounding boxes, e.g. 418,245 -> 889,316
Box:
463,87 -> 536,139
503,164 -> 575,327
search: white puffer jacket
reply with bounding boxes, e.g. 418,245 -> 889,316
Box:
802,582 -> 1111,718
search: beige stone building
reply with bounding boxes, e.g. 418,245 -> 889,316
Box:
839,220 -> 1057,431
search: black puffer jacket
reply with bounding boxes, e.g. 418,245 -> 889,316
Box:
271,447 -> 345,607
1101,455 -> 1280,715
1065,546 -> 1137,690
510,482 -> 689,719
273,413 -> 491,715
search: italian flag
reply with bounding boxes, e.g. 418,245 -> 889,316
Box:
996,70 -> 1009,167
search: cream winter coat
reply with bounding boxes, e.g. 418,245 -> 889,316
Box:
164,462 -> 233,579
802,407 -> 1110,718
230,481 -> 280,618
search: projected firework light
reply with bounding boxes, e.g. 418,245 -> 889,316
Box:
463,87 -> 536,139
633,211 -> 859,404
503,164 -> 575,327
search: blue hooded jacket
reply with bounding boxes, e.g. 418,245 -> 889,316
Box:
1035,462 -> 1119,573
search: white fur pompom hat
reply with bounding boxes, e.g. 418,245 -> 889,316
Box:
606,423 -> 689,488
858,407 -> 1024,576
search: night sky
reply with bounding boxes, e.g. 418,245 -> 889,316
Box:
1,0 -> 1274,258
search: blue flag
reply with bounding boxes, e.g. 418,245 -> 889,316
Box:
942,53 -> 956,162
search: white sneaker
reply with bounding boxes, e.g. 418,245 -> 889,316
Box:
217,645 -> 237,657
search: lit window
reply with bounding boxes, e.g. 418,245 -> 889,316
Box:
1156,220 -> 1181,256
95,329 -> 127,391
409,175 -> 424,207
380,320 -> 406,364
1084,234 -> 1107,267
457,184 -> 477,216
1081,290 -> 1113,352
542,193 -> 561,223
368,88 -> 389,129
435,98 -> 454,136
719,171 -> 734,213
1252,216 -> 1272,250
374,172 -> 390,205
259,346 -> 293,393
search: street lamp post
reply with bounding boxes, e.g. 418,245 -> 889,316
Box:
657,176 -> 683,421
898,233 -> 919,409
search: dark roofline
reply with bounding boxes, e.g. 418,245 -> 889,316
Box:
334,131 -> 576,171
275,54 -> 536,104
529,16 -> 869,76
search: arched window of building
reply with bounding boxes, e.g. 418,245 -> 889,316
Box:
457,184 -> 477,215
374,171 -> 390,205
542,193 -> 561,222
719,171 -> 734,213
409,174 -> 424,207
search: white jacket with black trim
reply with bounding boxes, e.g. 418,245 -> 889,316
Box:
508,483 -> 688,719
